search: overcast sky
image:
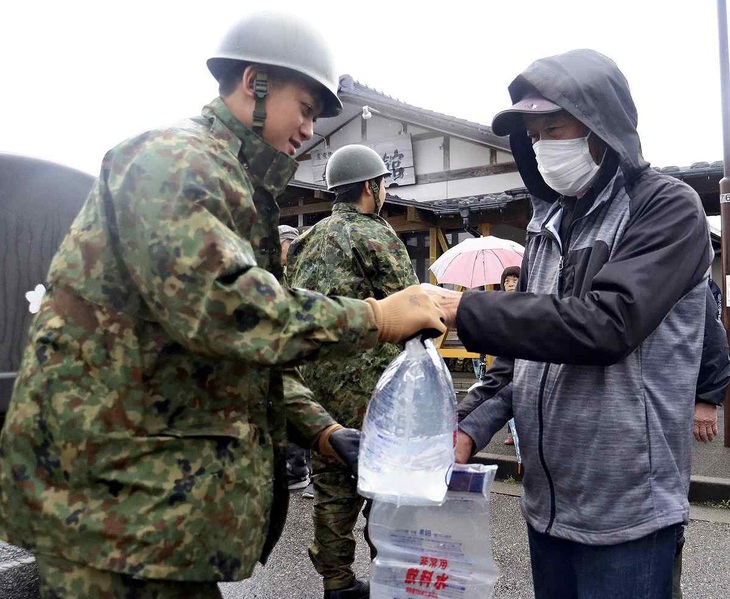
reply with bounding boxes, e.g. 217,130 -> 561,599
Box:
1,0 -> 727,176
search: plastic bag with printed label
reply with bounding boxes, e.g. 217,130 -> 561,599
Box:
368,464 -> 500,599
358,337 -> 457,506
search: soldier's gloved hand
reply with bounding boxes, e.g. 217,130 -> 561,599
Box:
318,424 -> 360,476
365,285 -> 446,344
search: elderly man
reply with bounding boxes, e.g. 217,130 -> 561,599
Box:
427,49 -> 711,598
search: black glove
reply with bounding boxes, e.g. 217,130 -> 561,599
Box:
318,424 -> 361,477
328,427 -> 361,477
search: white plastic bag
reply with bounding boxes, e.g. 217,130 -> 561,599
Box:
358,337 -> 457,506
368,464 -> 500,599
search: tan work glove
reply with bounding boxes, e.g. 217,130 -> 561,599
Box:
365,285 -> 447,344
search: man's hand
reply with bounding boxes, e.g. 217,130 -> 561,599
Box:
420,283 -> 462,329
317,424 -> 360,476
694,403 -> 718,443
365,285 -> 446,343
455,430 -> 475,464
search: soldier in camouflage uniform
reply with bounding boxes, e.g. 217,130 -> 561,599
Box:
288,145 -> 420,599
0,14 -> 446,598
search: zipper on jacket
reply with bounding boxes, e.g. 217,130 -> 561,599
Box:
557,208 -> 591,296
536,364 -> 557,533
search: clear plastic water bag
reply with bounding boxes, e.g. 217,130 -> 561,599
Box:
368,464 -> 500,599
358,337 -> 457,506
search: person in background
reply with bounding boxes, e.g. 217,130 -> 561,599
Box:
499,265 -> 520,445
427,49 -> 711,598
0,13 -> 445,598
288,144 -> 419,599
501,265 -> 520,293
278,224 -> 300,277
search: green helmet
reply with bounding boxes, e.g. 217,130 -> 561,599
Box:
325,145 -> 391,190
207,12 -> 342,118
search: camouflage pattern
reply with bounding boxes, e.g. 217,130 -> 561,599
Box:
0,97 -> 379,582
288,202 -> 417,588
35,553 -> 221,598
288,202 -> 419,428
308,452 -> 375,591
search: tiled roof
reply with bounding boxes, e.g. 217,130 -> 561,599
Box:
654,160 -> 724,178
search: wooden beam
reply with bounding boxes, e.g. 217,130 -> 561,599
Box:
280,201 -> 332,217
406,206 -> 419,222
415,162 -> 518,185
490,148 -> 498,166
387,216 -> 432,233
479,223 -> 492,236
429,228 -> 439,284
437,229 -> 450,253
442,136 -> 450,171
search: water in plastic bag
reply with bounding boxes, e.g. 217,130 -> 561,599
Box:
368,464 -> 500,599
358,337 -> 457,506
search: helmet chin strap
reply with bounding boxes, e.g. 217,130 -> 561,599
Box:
252,72 -> 269,137
369,180 -> 381,214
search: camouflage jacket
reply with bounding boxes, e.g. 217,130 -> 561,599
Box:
0,98 -> 378,581
288,203 -> 418,427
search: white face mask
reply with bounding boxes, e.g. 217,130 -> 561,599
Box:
533,133 -> 600,197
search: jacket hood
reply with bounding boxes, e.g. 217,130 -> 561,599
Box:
506,49 -> 649,202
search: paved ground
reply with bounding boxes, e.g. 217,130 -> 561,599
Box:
220,485 -> 730,599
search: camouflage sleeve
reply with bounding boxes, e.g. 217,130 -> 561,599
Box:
108,140 -> 379,365
283,368 -> 336,444
354,222 -> 420,297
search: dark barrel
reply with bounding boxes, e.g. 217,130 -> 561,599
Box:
0,153 -> 93,422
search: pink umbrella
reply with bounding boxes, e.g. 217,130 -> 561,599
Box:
429,235 -> 524,288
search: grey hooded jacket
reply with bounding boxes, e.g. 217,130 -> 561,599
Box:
456,49 -> 712,545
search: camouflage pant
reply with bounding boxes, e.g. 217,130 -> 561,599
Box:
308,453 -> 375,591
35,554 -> 222,599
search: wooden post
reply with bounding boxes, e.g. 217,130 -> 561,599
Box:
429,227 -> 450,285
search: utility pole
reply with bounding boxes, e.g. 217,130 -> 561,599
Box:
717,0 -> 730,446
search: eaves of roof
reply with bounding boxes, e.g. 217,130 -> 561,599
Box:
338,75 -> 510,152
385,190 -> 528,216
654,160 -> 724,180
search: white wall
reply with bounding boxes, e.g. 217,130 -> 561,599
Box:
365,114 -> 404,140
295,105 -> 525,201
330,118 -> 362,147
413,136 -> 444,174
450,138 -> 493,170
496,150 -> 513,163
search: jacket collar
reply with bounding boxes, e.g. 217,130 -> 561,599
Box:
332,203 -> 363,215
331,202 -> 394,229
203,97 -> 299,196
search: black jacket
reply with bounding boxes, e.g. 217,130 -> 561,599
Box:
456,49 -> 712,545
